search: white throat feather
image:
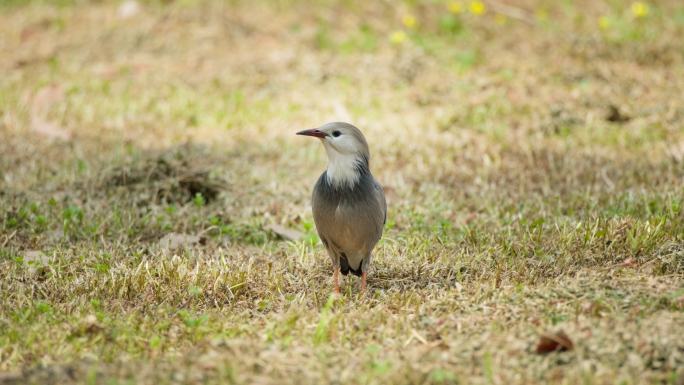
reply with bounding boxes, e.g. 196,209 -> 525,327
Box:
323,144 -> 364,188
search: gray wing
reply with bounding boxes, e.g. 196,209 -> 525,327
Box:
373,178 -> 387,226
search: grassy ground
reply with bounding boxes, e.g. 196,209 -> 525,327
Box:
1,0 -> 683,384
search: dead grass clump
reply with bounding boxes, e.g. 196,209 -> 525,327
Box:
568,37 -> 684,67
101,144 -> 227,206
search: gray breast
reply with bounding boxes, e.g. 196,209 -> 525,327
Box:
312,171 -> 386,268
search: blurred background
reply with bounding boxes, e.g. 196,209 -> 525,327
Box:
2,0 -> 683,240
1,1 -> 683,383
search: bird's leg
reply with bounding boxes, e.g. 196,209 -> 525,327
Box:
361,271 -> 367,292
333,268 -> 340,294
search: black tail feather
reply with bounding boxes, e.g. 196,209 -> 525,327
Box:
339,253 -> 363,277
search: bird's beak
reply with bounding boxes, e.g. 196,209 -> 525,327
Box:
296,128 -> 328,138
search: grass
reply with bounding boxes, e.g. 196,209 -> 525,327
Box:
1,0 -> 683,384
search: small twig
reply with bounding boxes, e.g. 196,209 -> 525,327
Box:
488,1 -> 536,25
404,329 -> 427,347
600,168 -> 615,190
412,329 -> 428,344
1,230 -> 17,248
197,225 -> 219,237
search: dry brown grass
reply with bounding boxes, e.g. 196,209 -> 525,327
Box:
1,0 -> 683,384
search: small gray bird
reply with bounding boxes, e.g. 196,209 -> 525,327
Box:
297,122 -> 386,293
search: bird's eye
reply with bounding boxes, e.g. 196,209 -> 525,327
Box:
332,130 -> 341,137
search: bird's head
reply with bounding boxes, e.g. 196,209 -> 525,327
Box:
297,122 -> 371,188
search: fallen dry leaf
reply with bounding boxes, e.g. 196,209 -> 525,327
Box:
23,250 -> 49,265
118,0 -> 141,19
70,314 -> 104,337
27,85 -> 71,141
535,330 -> 574,354
20,19 -> 52,42
22,250 -> 51,277
31,84 -> 64,114
31,117 -> 72,141
605,104 -> 631,123
620,257 -> 637,267
158,233 -> 202,250
82,314 -> 103,334
266,224 -> 303,241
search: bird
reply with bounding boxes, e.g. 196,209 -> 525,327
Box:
297,122 -> 386,293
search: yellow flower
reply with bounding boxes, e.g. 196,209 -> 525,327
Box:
469,1 -> 486,15
402,15 -> 417,29
448,1 -> 463,14
631,2 -> 649,18
389,30 -> 407,45
535,9 -> 548,22
495,13 -> 508,25
598,16 -> 611,30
